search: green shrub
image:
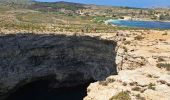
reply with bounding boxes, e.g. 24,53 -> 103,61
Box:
157,57 -> 165,62
129,82 -> 137,86
135,94 -> 145,100
134,35 -> 144,40
148,83 -> 156,90
109,91 -> 131,100
122,82 -> 127,86
106,78 -> 115,83
132,86 -> 141,91
156,63 -> 170,71
99,81 -> 108,86
123,46 -> 128,52
162,32 -> 168,35
124,41 -> 131,45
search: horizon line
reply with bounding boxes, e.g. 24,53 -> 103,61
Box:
34,0 -> 170,9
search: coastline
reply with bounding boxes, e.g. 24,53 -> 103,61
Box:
104,19 -> 118,27
104,19 -> 170,29
105,19 -> 170,24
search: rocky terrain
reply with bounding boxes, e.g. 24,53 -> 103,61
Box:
85,66 -> 170,100
0,29 -> 169,100
85,30 -> 170,100
0,33 -> 117,99
0,1 -> 170,100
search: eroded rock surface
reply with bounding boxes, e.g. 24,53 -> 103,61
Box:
0,33 -> 117,97
85,67 -> 170,100
85,30 -> 170,100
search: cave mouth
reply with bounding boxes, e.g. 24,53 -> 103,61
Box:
5,79 -> 92,100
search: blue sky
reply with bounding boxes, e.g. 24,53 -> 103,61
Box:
36,0 -> 170,8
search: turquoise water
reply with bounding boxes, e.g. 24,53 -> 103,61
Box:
110,20 -> 170,29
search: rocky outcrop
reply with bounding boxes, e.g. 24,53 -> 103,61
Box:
0,33 -> 117,97
85,67 -> 170,100
85,30 -> 170,100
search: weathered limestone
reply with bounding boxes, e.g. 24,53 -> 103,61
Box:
85,67 -> 170,100
85,30 -> 170,100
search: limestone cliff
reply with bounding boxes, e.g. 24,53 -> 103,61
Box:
85,30 -> 170,100
0,33 -> 117,98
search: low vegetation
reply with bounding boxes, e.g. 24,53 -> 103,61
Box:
157,57 -> 165,62
0,0 -> 169,33
32,1 -> 86,11
135,94 -> 145,100
134,35 -> 144,40
98,81 -> 108,86
109,91 -> 131,100
0,6 -> 122,33
148,83 -> 156,90
123,41 -> 131,45
156,63 -> 170,71
132,86 -> 141,91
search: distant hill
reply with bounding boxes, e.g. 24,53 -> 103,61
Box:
0,0 -> 86,10
0,0 -> 33,5
30,1 -> 86,11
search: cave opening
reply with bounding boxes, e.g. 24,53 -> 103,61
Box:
5,79 -> 92,100
1,34 -> 118,100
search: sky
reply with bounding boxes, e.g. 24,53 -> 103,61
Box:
36,0 -> 170,8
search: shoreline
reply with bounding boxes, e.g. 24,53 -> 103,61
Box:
104,19 -> 170,29
105,19 -> 170,24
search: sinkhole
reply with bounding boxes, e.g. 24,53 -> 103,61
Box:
5,80 -> 92,100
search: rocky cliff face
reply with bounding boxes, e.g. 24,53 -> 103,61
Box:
85,30 -> 170,100
0,33 -> 117,98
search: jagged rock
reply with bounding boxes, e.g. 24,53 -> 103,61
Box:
85,67 -> 170,100
0,33 -> 117,98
